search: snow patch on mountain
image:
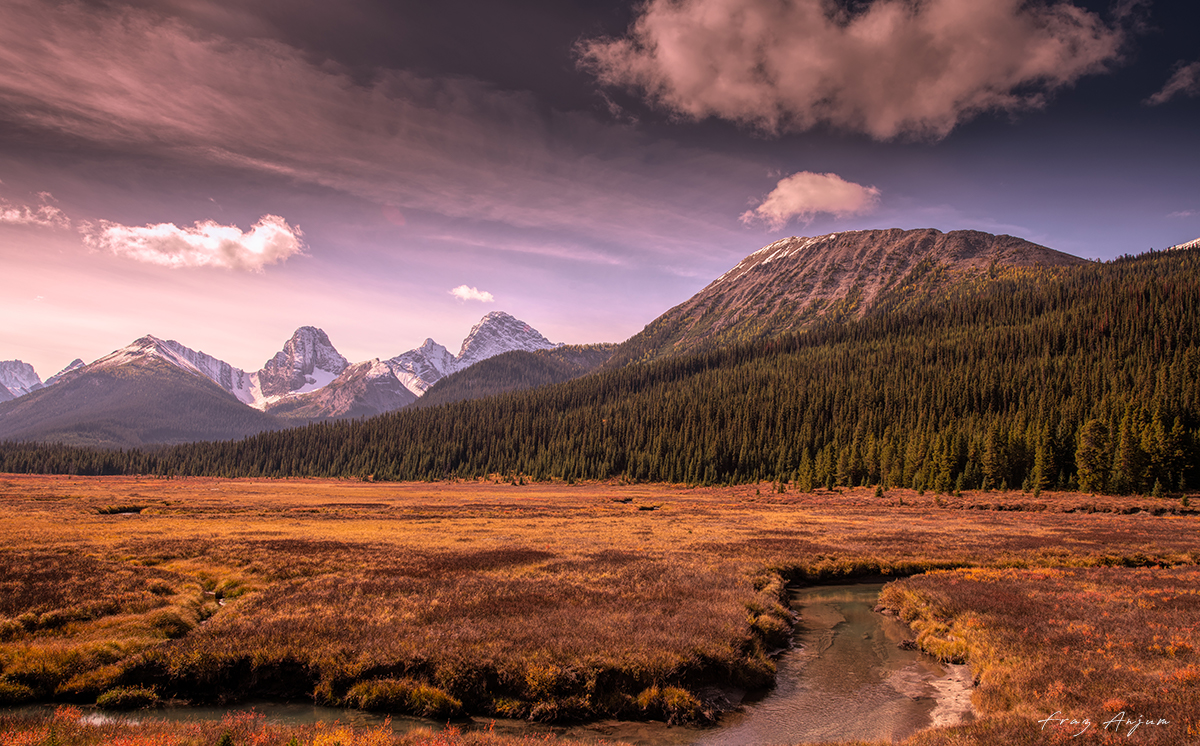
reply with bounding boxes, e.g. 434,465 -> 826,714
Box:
0,360 -> 43,399
385,338 -> 458,397
1168,237 -> 1200,252
158,339 -> 258,405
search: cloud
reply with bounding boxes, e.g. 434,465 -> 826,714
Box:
0,194 -> 70,229
1168,210 -> 1196,218
449,285 -> 495,303
741,172 -> 880,229
578,0 -> 1124,139
81,215 -> 304,271
1146,61 -> 1200,106
0,0 -> 753,263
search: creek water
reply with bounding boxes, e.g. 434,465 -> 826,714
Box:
694,582 -> 974,745
4,582 -> 972,745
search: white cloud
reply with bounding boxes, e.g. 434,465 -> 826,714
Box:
0,195 -> 70,229
1168,209 -> 1196,218
81,215 -> 304,271
579,0 -> 1124,139
741,172 -> 880,229
1146,61 -> 1200,106
449,285 -> 495,303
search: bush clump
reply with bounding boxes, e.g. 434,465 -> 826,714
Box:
344,678 -> 463,718
96,685 -> 161,710
634,685 -> 703,724
148,609 -> 193,639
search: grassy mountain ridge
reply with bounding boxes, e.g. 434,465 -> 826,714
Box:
605,228 -> 1089,367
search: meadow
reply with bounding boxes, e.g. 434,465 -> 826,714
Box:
0,474 -> 1197,745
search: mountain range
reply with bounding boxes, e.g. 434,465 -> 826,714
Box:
1,228 -> 1143,447
0,311 -> 563,446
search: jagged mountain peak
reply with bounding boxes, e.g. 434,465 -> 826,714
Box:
0,360 -> 44,398
456,311 -> 557,369
258,326 -> 349,399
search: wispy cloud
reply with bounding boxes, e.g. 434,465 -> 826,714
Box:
1168,209 -> 1196,218
579,0 -> 1123,139
81,215 -> 304,271
1146,61 -> 1200,106
0,193 -> 70,229
0,0 -> 751,262
741,172 -> 880,230
449,285 -> 495,303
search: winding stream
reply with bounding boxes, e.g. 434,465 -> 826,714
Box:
4,581 -> 972,745
695,582 -> 974,745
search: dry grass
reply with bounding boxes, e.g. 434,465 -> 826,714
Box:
884,567 -> 1200,745
0,475 -> 1197,742
0,705 -> 608,745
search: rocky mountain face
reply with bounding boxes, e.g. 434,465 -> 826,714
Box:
385,338 -> 458,398
609,228 -> 1089,366
0,360 -> 43,401
256,327 -> 349,400
416,343 -> 615,409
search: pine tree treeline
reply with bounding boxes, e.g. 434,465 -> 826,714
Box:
2,249 -> 1197,495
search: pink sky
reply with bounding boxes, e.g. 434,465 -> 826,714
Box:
1,0 -> 1197,379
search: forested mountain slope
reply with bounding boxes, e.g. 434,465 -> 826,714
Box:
3,249 -> 1195,496
415,344 -> 615,408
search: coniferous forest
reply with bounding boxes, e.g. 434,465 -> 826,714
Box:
2,248 -> 1197,495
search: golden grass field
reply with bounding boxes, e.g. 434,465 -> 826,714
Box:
0,474 -> 1197,745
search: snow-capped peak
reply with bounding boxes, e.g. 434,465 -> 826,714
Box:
385,339 -> 456,397
0,360 -> 43,398
455,311 -> 558,370
257,326 -> 349,399
1168,237 -> 1200,252
87,336 -> 258,405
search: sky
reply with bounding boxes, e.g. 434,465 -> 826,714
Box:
1,0 -> 1198,379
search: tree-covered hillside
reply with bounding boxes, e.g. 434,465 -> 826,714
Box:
2,249 -> 1197,495
415,344 -> 615,408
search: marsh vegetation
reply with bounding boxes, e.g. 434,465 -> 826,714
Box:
0,475 -> 1197,745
